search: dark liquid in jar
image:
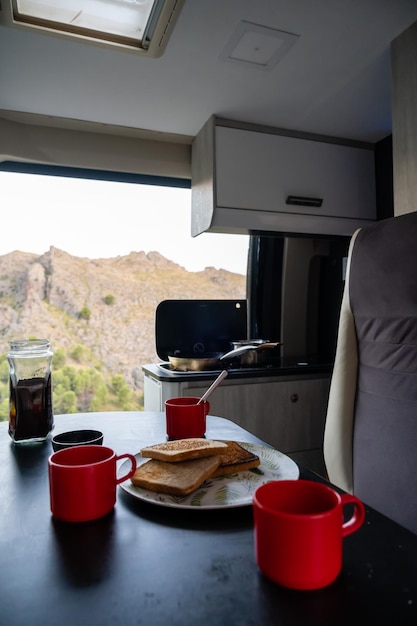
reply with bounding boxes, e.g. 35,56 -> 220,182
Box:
9,375 -> 53,441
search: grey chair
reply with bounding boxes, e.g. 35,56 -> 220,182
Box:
324,211 -> 417,535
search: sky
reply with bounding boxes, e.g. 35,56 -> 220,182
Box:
0,171 -> 249,275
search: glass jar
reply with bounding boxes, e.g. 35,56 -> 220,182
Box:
8,339 -> 54,443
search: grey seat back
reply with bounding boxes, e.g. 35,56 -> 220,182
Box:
324,212 -> 417,535
349,213 -> 417,534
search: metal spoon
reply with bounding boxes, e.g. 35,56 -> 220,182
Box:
197,369 -> 228,404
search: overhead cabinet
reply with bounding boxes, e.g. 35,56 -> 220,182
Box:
191,117 -> 377,237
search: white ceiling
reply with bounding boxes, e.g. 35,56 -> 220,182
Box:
1,0 -> 417,144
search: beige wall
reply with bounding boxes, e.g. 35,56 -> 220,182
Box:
0,114 -> 191,180
391,20 -> 417,216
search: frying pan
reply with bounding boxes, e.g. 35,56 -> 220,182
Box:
168,342 -> 280,372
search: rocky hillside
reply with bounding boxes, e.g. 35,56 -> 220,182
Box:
0,247 -> 246,391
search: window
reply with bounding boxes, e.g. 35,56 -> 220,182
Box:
0,168 -> 248,417
5,0 -> 184,55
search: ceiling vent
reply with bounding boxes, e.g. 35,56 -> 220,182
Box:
0,0 -> 185,57
220,21 -> 299,71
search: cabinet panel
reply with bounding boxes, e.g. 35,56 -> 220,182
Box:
181,376 -> 330,475
216,126 -> 376,220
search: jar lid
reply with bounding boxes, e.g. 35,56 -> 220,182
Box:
8,339 -> 52,356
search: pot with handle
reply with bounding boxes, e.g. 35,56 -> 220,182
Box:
167,342 -> 280,371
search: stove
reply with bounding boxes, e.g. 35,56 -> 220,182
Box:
147,356 -> 331,379
154,361 -> 287,378
146,298 -> 331,411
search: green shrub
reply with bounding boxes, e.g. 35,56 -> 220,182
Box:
0,359 -> 9,384
78,306 -> 91,321
70,344 -> 85,363
53,347 -> 66,369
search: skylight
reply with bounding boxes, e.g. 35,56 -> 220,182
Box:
7,0 -> 183,55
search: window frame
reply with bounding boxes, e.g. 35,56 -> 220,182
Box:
0,160 -> 191,189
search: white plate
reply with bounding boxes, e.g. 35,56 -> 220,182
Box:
118,441 -> 299,510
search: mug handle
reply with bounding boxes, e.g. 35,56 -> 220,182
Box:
205,400 -> 210,414
115,453 -> 137,484
340,493 -> 366,537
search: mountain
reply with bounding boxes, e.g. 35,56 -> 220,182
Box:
0,247 -> 246,392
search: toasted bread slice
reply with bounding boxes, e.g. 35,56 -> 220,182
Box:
140,438 -> 228,462
131,455 -> 221,496
211,441 -> 260,478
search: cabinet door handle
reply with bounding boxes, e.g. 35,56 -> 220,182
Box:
286,195 -> 323,208
290,393 -> 299,403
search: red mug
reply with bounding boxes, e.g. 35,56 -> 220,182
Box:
165,396 -> 210,439
253,479 -> 365,590
48,445 -> 137,522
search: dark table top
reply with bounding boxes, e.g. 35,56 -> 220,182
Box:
0,411 -> 416,626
